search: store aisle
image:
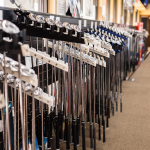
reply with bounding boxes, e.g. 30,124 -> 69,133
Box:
96,57 -> 150,150
61,56 -> 150,150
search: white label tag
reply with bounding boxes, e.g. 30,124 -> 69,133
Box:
0,120 -> 3,132
91,21 -> 93,29
84,20 -> 87,27
50,16 -> 54,21
25,56 -> 32,68
56,17 -> 60,21
120,93 -> 122,103
31,48 -> 37,67
78,20 -> 82,30
95,22 -> 97,30
12,107 -> 15,117
0,94 -> 5,109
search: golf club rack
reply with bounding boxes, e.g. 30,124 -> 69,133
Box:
0,6 -> 147,150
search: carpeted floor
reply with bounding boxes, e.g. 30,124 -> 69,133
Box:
60,56 -> 150,150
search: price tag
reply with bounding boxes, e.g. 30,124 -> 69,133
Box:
56,17 -> 60,21
95,22 -> 97,30
25,56 -> 32,68
91,21 -> 93,29
0,120 -> 3,132
12,107 -> 15,117
50,16 -> 54,21
0,94 -> 5,109
84,20 -> 87,27
78,20 -> 82,29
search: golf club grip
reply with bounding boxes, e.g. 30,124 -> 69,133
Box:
82,122 -> 86,150
98,118 -> 101,141
73,120 -> 77,150
94,126 -> 96,150
50,112 -> 52,139
78,117 -> 80,136
60,112 -> 63,140
0,111 -> 3,150
55,115 -> 59,150
76,117 -> 80,145
44,110 -> 48,137
106,116 -> 109,128
72,118 -> 74,142
48,114 -> 51,149
105,96 -> 107,116
28,113 -> 32,144
102,114 -> 104,126
64,117 -> 66,141
38,113 -> 42,146
69,120 -> 71,144
72,119 -> 74,143
100,95 -> 103,115
66,118 -> 70,150
116,92 -> 118,112
90,123 -> 93,148
103,119 -> 105,143
108,98 -> 110,118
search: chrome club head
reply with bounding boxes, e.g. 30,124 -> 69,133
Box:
7,74 -> 15,84
25,83 -> 32,92
20,66 -> 35,77
1,20 -> 20,34
34,87 -> 43,96
36,15 -> 46,24
46,18 -> 55,26
2,57 -> 13,68
0,71 -> 4,81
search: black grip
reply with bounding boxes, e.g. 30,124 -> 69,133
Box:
106,116 -> 109,128
73,119 -> 77,150
72,119 -> 74,143
100,95 -> 103,115
103,119 -> 106,143
87,110 -> 89,123
28,113 -> 32,144
76,117 -> 80,145
60,112 -> 63,140
102,115 -> 104,127
98,118 -> 101,141
105,96 -> 107,116
108,98 -> 110,118
82,122 -> 86,150
69,119 -> 71,144
44,110 -> 48,137
38,113 -> 42,146
48,114 -> 51,149
56,115 -> 59,150
94,126 -> 96,150
90,123 -> 93,149
64,116 -> 66,142
50,112 -> 52,139
0,112 -> 3,150
116,92 -> 118,112
66,117 -> 70,150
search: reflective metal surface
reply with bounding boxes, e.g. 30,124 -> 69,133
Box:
34,87 -> 43,96
36,15 -> 45,23
20,66 -> 35,76
46,18 -> 55,25
1,20 -> 20,34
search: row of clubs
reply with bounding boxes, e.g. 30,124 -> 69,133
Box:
0,71 -> 42,96
99,21 -> 132,37
14,9 -> 82,37
0,54 -> 35,77
84,32 -> 115,53
49,41 -> 106,67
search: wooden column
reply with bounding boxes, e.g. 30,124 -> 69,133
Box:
48,0 -> 56,14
